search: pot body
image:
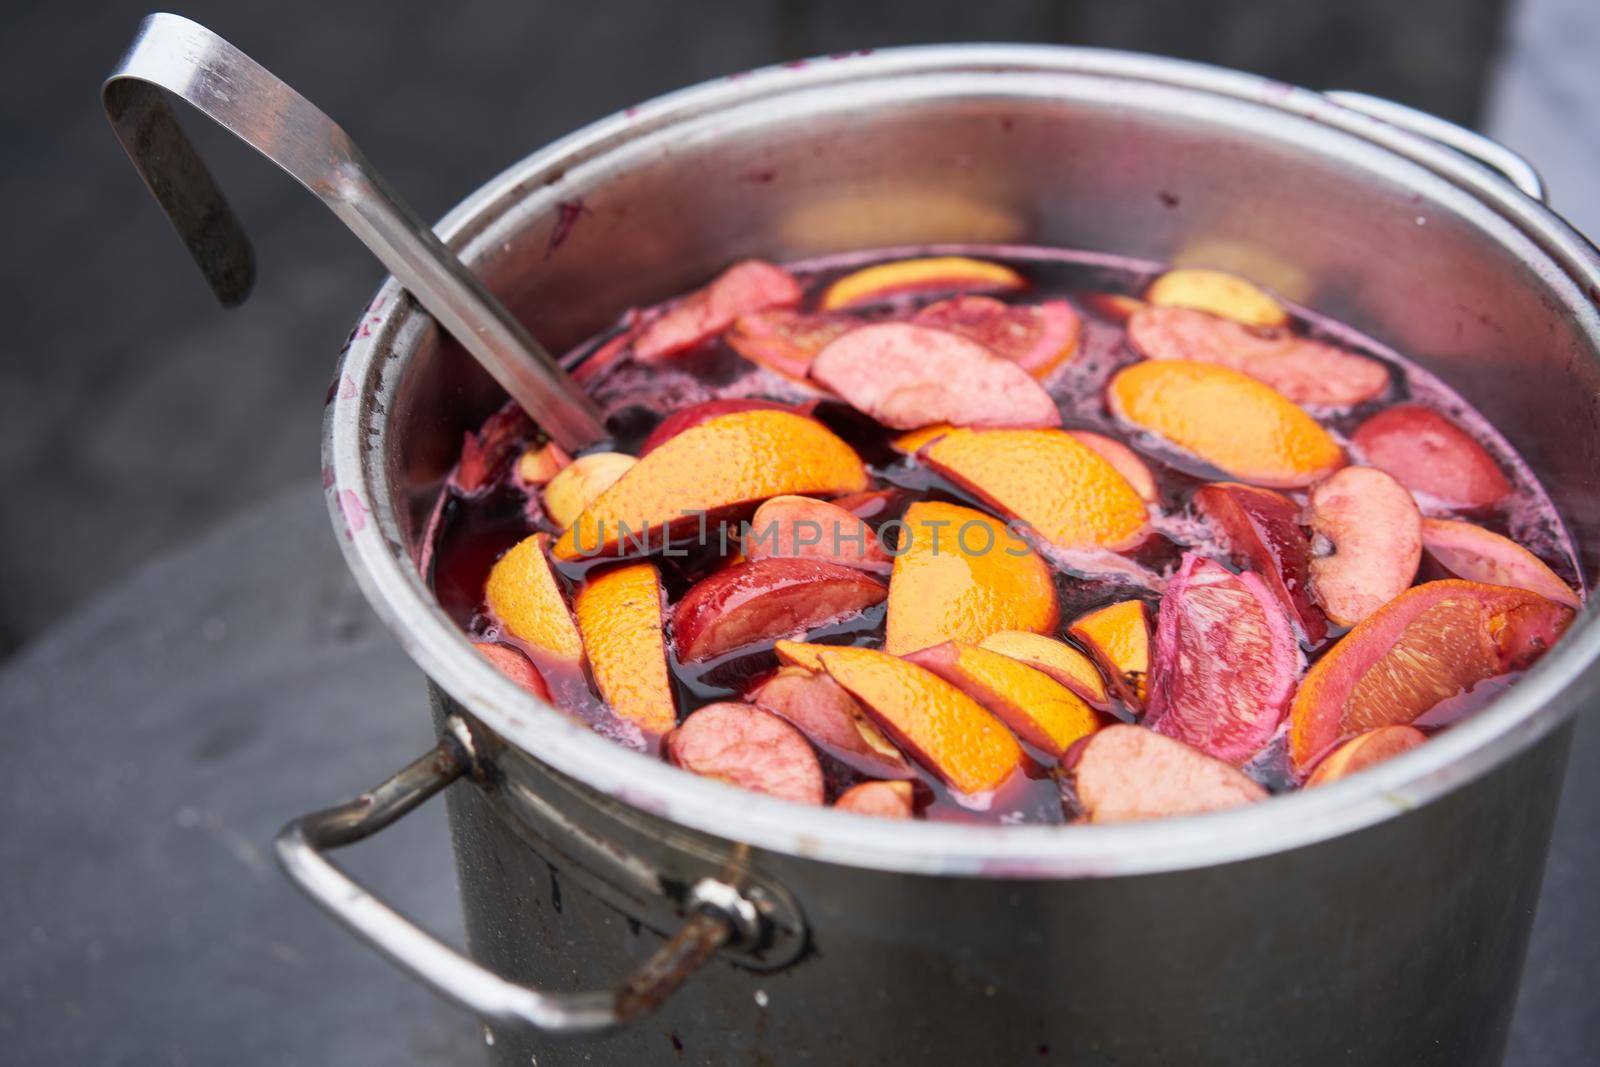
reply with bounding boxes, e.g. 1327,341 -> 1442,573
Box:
320,47 -> 1600,1067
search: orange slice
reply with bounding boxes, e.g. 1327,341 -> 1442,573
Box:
1145,268 -> 1288,328
573,562 -> 676,735
891,423 -> 955,455
1108,361 -> 1344,489
921,428 -> 1149,551
1068,600 -> 1151,708
485,533 -> 584,666
812,645 -> 1024,795
1063,431 -> 1160,503
905,642 -> 1101,758
819,256 -> 1024,310
553,410 -> 869,560
977,630 -> 1109,706
884,500 -> 1059,654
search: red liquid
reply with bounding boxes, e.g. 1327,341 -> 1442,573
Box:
427,245 -> 1584,823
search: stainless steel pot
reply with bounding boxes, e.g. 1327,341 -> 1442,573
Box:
277,47 -> 1600,1065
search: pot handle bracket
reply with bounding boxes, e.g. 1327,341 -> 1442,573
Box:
1324,90 -> 1547,203
274,716 -> 764,1035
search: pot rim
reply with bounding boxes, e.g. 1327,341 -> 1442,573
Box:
325,44 -> 1600,879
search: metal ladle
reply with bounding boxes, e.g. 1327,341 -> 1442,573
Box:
102,12 -> 607,451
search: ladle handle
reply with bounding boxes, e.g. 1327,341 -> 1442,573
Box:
102,12 -> 606,451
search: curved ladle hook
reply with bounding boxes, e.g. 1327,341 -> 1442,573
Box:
103,12 -> 606,450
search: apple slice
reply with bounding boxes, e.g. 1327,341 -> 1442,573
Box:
1305,467 -> 1422,626
746,495 -> 892,574
484,533 -> 584,669
1421,518 -> 1580,608
574,562 -> 677,735
905,642 -> 1101,758
543,452 -> 637,529
1145,555 -> 1300,766
472,642 -> 551,701
665,702 -> 824,804
976,630 -> 1109,708
1351,405 -> 1510,509
819,256 -> 1024,310
911,296 -> 1081,377
747,666 -> 912,778
635,260 -> 802,361
1304,725 -> 1427,787
834,779 -> 915,818
515,441 -> 572,487
671,558 -> 886,662
1144,268 -> 1288,328
553,410 -> 869,560
884,501 -> 1058,654
1195,482 -> 1326,644
725,309 -> 857,380
1068,600 -> 1152,709
1064,724 -> 1267,823
1288,580 -> 1574,774
454,406 -> 533,494
810,322 -> 1061,430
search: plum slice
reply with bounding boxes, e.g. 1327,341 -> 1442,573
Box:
1421,518 -> 1580,608
1063,724 -> 1267,823
635,260 -> 802,361
1304,725 -> 1427,787
809,322 -> 1061,430
747,666 -> 912,778
1144,555 -> 1301,766
725,309 -> 857,380
745,495 -> 892,574
1351,404 -> 1510,509
1288,580 -> 1574,774
671,558 -> 886,662
1305,467 -> 1422,627
911,295 -> 1081,377
665,702 -> 824,805
834,779 -> 915,818
1195,482 -> 1326,645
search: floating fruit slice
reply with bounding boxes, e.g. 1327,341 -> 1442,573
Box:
1304,725 -> 1427,787
473,642 -> 551,701
1145,555 -> 1300,766
1144,268 -> 1289,328
891,423 -> 955,454
515,441 -> 572,487
665,702 -> 824,804
746,495 -> 892,574
747,666 -> 912,778
1306,467 -> 1422,626
1351,405 -> 1511,509
884,501 -> 1058,654
1068,600 -> 1152,708
921,428 -> 1149,552
1078,291 -> 1145,323
638,398 -> 800,456
905,642 -> 1101,758
725,309 -> 857,380
1108,361 -> 1344,489
911,296 -> 1081,377
976,630 -> 1109,707
1064,724 -> 1267,823
671,558 -> 886,662
454,406 -> 533,493
1127,306 -> 1388,407
810,645 -> 1024,795
833,779 -> 915,818
1421,518 -> 1580,608
635,260 -> 802,361
810,322 -> 1061,430
1195,482 -> 1327,644
1063,431 -> 1160,503
1288,580 -> 1574,773
543,452 -> 637,529
573,562 -> 676,735
553,410 -> 869,560
485,533 -> 584,667
819,256 -> 1024,310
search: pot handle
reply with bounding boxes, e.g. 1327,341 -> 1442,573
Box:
273,718 -> 759,1035
1324,90 -> 1547,203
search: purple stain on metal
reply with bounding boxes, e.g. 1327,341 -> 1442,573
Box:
339,376 -> 358,400
625,105 -> 640,118
321,465 -> 335,489
339,489 -> 369,537
741,168 -> 777,184
545,199 -> 590,259
782,59 -> 809,70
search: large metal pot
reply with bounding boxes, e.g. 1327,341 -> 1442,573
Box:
283,47 -> 1600,1065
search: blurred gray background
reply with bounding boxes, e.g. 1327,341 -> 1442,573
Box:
4,0 -> 1599,1064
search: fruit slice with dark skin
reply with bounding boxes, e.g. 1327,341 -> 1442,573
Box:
746,666 -> 912,778
473,642 -> 551,701
1145,555 -> 1301,766
911,296 -> 1081,377
665,702 -> 824,805
1305,467 -> 1422,627
745,495 -> 892,574
635,260 -> 802,361
725,310 -> 857,380
1421,518 -> 1580,608
671,558 -> 886,662
1351,405 -> 1511,509
834,779 -> 915,818
1068,600 -> 1152,710
1195,482 -> 1326,645
810,322 -> 1062,430
1288,579 -> 1573,774
1063,724 -> 1267,823
1304,725 -> 1427,787
905,641 -> 1101,758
